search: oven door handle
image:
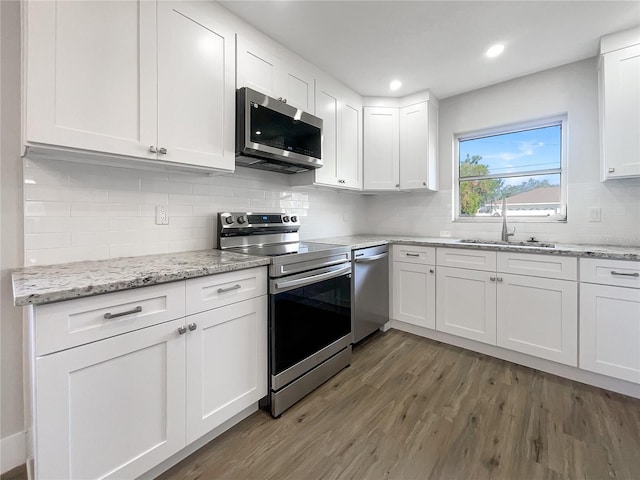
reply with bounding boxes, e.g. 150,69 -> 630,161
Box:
354,252 -> 388,263
274,265 -> 351,291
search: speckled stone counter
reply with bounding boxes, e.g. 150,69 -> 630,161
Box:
12,250 -> 271,306
311,235 -> 640,261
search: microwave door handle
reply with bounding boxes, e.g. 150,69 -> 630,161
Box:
274,265 -> 351,292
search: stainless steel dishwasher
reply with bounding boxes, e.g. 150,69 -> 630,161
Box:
352,245 -> 389,343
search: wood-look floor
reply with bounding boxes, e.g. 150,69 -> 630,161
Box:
157,330 -> 640,480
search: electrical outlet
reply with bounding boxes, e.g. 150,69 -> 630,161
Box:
588,207 -> 601,222
155,206 -> 169,225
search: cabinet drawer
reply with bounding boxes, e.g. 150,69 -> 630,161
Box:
497,252 -> 577,280
35,282 -> 186,356
580,258 -> 640,288
437,247 -> 496,271
186,267 -> 267,315
393,245 -> 435,264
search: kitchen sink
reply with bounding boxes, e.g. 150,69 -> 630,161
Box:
458,239 -> 556,248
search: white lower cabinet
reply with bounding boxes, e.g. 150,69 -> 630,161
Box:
35,318 -> 187,480
496,274 -> 577,366
392,262 -> 436,329
186,296 -> 267,443
436,266 -> 497,344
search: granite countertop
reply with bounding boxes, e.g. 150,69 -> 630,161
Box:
311,235 -> 640,261
12,250 -> 271,307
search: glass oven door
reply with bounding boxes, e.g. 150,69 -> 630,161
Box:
269,263 -> 351,389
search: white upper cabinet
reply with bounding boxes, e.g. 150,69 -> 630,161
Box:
24,0 -> 235,172
599,27 -> 640,180
292,75 -> 363,190
236,35 -> 314,112
25,0 -> 158,160
363,93 -> 438,192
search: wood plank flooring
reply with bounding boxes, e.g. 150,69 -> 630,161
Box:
157,330 -> 640,480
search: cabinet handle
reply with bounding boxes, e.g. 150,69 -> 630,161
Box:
610,271 -> 639,277
188,323 -> 197,331
422,182 -> 427,186
497,277 -> 503,283
429,268 -> 435,274
338,179 -> 346,184
158,147 -> 167,155
103,306 -> 142,319
178,326 -> 187,335
217,284 -> 242,293
395,184 -> 400,188
149,146 -> 157,153
490,276 -> 496,282
405,253 -> 420,257
608,167 -> 615,173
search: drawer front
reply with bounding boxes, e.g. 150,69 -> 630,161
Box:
497,252 -> 577,280
437,247 -> 497,271
186,267 -> 267,316
580,258 -> 640,288
393,245 -> 436,264
35,281 -> 186,356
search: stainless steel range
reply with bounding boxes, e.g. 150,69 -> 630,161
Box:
217,212 -> 352,417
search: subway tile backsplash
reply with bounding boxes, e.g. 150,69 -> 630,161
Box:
23,159 -> 368,266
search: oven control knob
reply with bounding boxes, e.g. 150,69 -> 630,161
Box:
224,216 -> 234,225
236,216 -> 247,224
282,216 -> 290,222
291,216 -> 298,222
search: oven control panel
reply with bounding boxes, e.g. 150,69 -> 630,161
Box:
218,212 -> 300,234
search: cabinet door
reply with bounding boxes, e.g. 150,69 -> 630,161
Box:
436,266 -> 497,344
25,0 -> 157,159
157,2 -> 235,170
392,262 -> 436,329
497,274 -> 577,366
399,102 -> 429,190
601,44 -> 640,179
35,319 -> 186,480
279,62 -> 315,113
363,107 -> 400,190
338,92 -> 363,189
185,296 -> 267,443
314,80 -> 340,186
580,283 -> 640,384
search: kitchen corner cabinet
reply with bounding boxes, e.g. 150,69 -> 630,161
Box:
236,35 -> 315,113
24,0 -> 235,171
579,258 -> 640,384
435,249 -> 578,365
363,93 -> 438,192
28,267 -> 267,480
291,76 -> 363,190
391,245 -> 436,329
599,27 -> 640,180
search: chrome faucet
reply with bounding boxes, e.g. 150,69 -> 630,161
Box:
501,197 -> 516,242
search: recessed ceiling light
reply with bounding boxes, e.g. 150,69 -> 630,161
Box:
389,80 -> 402,91
486,44 -> 505,58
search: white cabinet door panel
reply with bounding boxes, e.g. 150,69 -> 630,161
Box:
364,107 -> 399,190
158,2 -> 235,170
236,37 -> 277,98
25,0 -> 157,159
436,266 -> 496,344
339,98 -> 363,189
392,262 -> 435,329
315,85 -> 339,185
186,296 -> 267,443
580,283 -> 640,383
35,319 -> 186,480
399,102 -> 429,190
497,274 -> 577,366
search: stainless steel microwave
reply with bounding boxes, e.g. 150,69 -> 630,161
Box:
236,87 -> 323,174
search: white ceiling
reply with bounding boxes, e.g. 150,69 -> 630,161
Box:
219,0 -> 640,99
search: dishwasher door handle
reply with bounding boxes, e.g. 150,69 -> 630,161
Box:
354,252 -> 389,263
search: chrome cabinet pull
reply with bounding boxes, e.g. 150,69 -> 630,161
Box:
158,147 -> 167,155
490,276 -> 496,282
497,277 -> 503,283
395,184 -> 400,188
188,323 -> 197,331
178,326 -> 187,335
149,146 -> 157,153
429,268 -> 435,274
405,253 -> 420,257
608,167 -> 615,173
611,271 -> 639,277
217,284 -> 242,293
103,306 -> 142,319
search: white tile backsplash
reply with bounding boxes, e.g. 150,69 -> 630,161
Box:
24,159 -> 368,266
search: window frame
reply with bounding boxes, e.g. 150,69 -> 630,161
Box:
452,115 -> 568,223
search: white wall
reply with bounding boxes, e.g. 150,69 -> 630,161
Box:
365,58 -> 640,246
23,159 -> 368,265
1,0 -> 26,473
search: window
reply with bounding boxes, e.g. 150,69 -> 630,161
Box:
454,117 -> 567,221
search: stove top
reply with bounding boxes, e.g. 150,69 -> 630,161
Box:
230,241 -> 346,257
